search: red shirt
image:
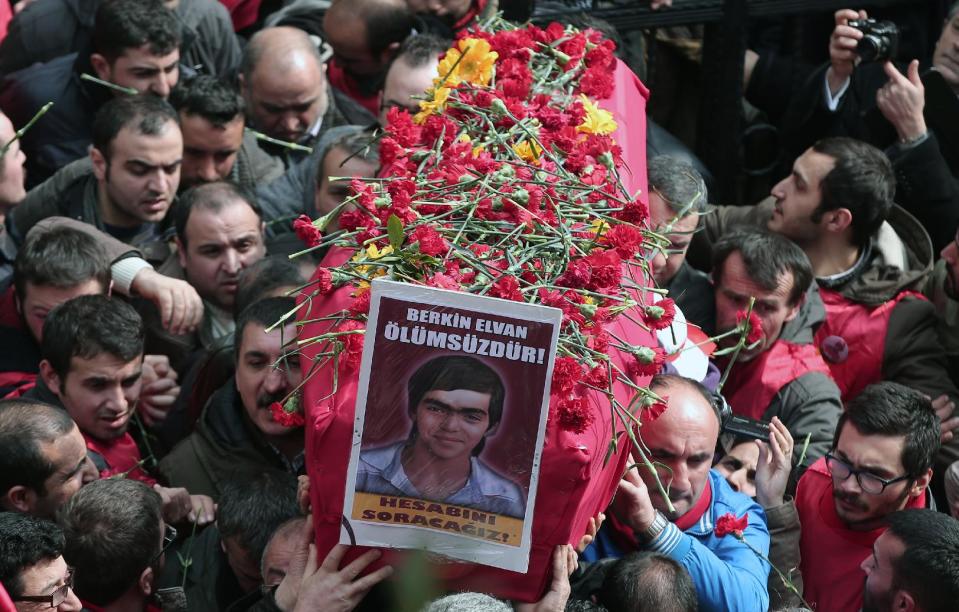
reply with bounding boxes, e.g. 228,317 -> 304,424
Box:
796,458 -> 926,611
85,432 -> 156,485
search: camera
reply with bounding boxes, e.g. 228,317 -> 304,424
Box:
714,392 -> 770,441
848,19 -> 899,63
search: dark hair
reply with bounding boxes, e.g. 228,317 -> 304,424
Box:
234,256 -> 305,319
41,295 -> 145,381
174,180 -> 261,247
810,138 -> 895,247
325,0 -> 414,57
712,229 -> 813,306
13,226 -> 110,301
234,296 -> 297,362
885,509 -> 959,611
92,95 -> 179,162
599,551 -> 698,612
0,399 -> 77,501
218,469 -> 300,566
93,0 -> 180,62
647,156 -> 708,217
407,355 -> 505,455
396,32 -> 451,67
58,479 -> 162,606
834,382 -> 940,479
0,513 -> 66,599
169,75 -> 244,127
649,373 -> 721,424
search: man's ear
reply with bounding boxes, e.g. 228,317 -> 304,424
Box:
39,360 -> 62,396
910,468 -> 933,498
90,147 -> 108,182
175,236 -> 187,270
823,207 -> 854,235
138,566 -> 155,597
892,589 -> 917,612
2,486 -> 37,514
90,53 -> 111,81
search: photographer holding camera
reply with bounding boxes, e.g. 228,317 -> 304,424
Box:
783,6 -> 959,253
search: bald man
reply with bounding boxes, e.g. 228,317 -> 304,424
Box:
582,374 -> 771,611
238,26 -> 361,166
323,0 -> 413,117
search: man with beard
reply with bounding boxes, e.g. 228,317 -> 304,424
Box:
796,382 -> 938,611
711,230 -> 842,467
582,374 -> 770,611
159,297 -> 304,500
860,508 -> 959,612
145,181 -> 266,373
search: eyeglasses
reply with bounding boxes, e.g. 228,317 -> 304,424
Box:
148,524 -> 178,566
14,567 -> 74,608
825,453 -> 911,495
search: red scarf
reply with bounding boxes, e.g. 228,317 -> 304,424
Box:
452,0 -> 486,32
327,60 -> 380,116
608,478 -> 714,551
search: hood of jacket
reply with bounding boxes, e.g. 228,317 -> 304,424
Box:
829,205 -> 933,305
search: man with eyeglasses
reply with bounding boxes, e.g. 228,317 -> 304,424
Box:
795,381 -> 939,611
0,511 -> 81,611
57,478 -> 173,611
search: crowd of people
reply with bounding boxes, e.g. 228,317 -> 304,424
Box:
0,0 -> 958,610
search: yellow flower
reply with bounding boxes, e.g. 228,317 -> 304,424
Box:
577,94 -> 617,135
591,219 -> 610,237
435,47 -> 464,89
455,38 -> 498,86
413,85 -> 452,124
366,244 -> 394,260
513,140 -> 543,164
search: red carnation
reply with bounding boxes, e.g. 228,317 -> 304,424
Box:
348,290 -> 371,316
551,356 -> 582,396
336,320 -> 366,371
714,512 -> 749,538
642,299 -> 676,331
292,215 -> 322,247
578,69 -> 615,99
586,249 -> 622,290
737,310 -> 764,345
385,106 -> 421,147
642,395 -> 668,423
269,401 -> 305,428
557,395 -> 594,434
604,224 -> 645,259
489,275 -> 524,302
628,345 -> 665,378
426,273 -> 460,291
557,259 -> 592,289
314,268 -> 334,294
410,225 -> 449,257
585,363 -> 609,389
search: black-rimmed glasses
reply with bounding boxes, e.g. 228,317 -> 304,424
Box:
825,453 -> 911,495
13,567 -> 74,608
148,524 -> 178,566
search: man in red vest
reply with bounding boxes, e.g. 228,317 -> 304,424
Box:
712,229 -> 843,467
796,382 -> 937,611
702,136 -> 958,473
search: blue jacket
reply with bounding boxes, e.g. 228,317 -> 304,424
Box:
582,469 -> 771,612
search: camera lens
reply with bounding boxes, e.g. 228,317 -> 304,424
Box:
858,35 -> 883,62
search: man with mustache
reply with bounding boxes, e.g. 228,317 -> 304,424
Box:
711,230 -> 842,467
582,374 -> 771,611
159,296 -> 304,500
795,381 -> 938,611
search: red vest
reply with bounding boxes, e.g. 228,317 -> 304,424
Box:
796,458 -> 926,612
722,340 -> 832,420
815,288 -> 925,402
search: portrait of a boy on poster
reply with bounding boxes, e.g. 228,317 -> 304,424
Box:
341,279 -> 561,572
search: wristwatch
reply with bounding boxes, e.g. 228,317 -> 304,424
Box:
637,510 -> 669,545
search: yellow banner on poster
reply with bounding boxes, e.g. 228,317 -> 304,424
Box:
352,492 -> 524,547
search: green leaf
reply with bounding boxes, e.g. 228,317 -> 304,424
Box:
387,214 -> 404,250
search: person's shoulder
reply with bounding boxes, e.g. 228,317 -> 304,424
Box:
471,457 -> 524,499
359,441 -> 404,471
